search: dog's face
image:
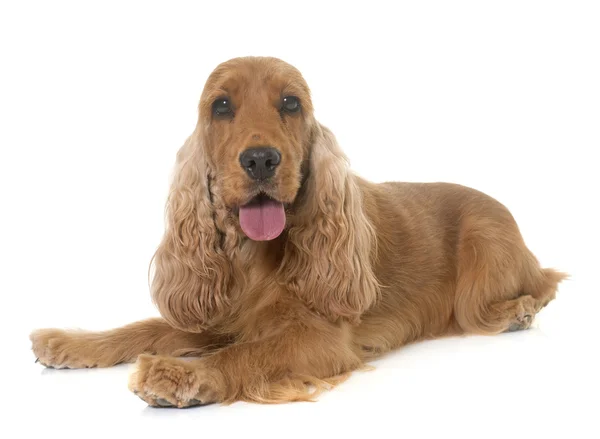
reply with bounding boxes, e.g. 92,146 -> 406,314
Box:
198,57 -> 314,240
153,57 -> 379,329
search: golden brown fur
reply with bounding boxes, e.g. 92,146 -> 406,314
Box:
30,57 -> 566,407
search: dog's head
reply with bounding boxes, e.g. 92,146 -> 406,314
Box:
152,57 -> 379,331
198,57 -> 313,240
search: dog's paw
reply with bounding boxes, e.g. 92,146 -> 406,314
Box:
30,328 -> 96,369
506,296 -> 537,332
128,355 -> 224,408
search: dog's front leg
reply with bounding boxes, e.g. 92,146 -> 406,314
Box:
30,318 -> 227,369
128,319 -> 361,407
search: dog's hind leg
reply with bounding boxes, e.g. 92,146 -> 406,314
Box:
453,211 -> 567,335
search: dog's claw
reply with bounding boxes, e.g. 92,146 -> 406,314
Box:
189,399 -> 201,405
35,358 -> 39,364
155,398 -> 174,407
507,323 -> 521,332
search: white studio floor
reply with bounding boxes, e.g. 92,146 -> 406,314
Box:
9,278 -> 599,439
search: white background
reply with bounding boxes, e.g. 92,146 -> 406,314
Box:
1,1 -> 599,438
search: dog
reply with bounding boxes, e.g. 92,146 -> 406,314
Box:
31,57 -> 566,407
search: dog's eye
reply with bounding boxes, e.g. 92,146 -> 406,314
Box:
213,98 -> 232,116
282,96 -> 300,113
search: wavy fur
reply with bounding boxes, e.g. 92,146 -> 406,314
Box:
151,131 -> 233,332
280,123 -> 380,323
31,57 -> 567,407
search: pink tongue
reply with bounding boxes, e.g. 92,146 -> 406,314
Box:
239,198 -> 286,241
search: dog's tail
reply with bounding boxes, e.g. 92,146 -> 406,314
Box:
525,267 -> 569,305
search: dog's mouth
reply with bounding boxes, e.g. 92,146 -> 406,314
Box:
238,193 -> 286,241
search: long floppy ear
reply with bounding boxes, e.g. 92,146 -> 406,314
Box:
279,123 -> 380,323
150,131 -> 232,332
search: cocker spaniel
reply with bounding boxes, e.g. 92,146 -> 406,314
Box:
31,57 -> 566,407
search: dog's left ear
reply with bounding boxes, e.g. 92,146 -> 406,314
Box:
279,123 -> 380,323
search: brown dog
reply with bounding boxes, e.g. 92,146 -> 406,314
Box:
30,57 -> 566,407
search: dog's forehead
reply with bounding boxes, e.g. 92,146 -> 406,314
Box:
205,58 -> 308,97
199,57 -> 313,117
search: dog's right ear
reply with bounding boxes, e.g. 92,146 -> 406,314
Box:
150,132 -> 232,332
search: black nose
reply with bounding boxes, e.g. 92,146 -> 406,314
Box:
239,147 -> 281,181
